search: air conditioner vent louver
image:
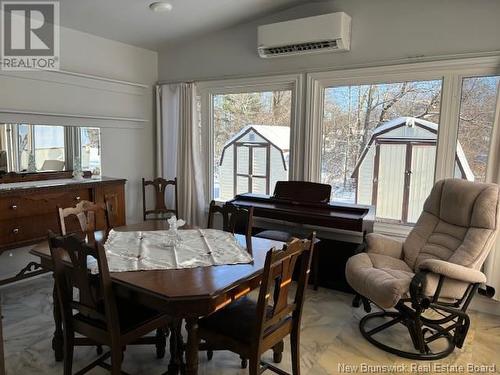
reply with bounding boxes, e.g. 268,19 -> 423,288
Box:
261,40 -> 338,57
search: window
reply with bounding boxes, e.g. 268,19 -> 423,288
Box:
80,127 -> 102,176
212,90 -> 292,200
321,80 -> 443,224
18,124 -> 65,171
454,75 -> 500,182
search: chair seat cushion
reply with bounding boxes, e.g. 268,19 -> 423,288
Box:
345,253 -> 415,309
199,297 -> 271,344
75,297 -> 167,334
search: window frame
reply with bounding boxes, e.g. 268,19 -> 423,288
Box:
305,56 -> 500,235
198,74 -> 304,203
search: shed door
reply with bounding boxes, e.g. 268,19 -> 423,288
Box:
407,145 -> 436,223
374,142 -> 435,223
375,143 -> 406,220
234,144 -> 269,196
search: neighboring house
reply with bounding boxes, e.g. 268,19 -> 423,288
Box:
351,117 -> 473,224
219,125 -> 289,201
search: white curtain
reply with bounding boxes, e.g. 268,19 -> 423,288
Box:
484,81 -> 500,300
156,83 -> 206,226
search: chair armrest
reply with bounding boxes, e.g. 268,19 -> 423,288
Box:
365,233 -> 404,259
418,259 -> 486,284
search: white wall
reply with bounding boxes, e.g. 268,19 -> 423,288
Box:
158,0 -> 500,81
0,27 -> 158,224
62,27 -> 158,224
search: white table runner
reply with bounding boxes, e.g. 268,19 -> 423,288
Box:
95,229 -> 253,273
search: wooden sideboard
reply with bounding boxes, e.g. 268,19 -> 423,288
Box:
0,177 -> 126,253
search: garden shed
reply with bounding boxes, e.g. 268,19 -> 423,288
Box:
351,117 -> 473,224
218,125 -> 289,201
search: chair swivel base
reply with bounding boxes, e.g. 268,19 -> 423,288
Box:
359,311 -> 456,360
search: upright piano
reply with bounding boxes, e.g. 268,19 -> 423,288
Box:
229,181 -> 375,240
228,181 -> 375,291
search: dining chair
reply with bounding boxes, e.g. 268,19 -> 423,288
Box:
199,233 -> 316,375
207,200 -> 254,253
58,200 -> 111,243
142,177 -> 178,221
49,231 -> 171,375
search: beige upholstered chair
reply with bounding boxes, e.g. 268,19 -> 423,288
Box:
346,178 -> 500,359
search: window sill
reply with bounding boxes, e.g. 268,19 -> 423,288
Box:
374,221 -> 413,239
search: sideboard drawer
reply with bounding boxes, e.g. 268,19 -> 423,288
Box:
0,214 -> 60,246
0,188 -> 91,220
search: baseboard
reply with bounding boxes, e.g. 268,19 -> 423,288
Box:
470,294 -> 500,316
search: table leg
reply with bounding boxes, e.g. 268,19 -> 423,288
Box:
167,319 -> 183,375
184,318 -> 199,375
52,277 -> 64,362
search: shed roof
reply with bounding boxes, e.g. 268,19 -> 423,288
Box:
224,125 -> 290,150
351,117 -> 474,180
219,125 -> 290,167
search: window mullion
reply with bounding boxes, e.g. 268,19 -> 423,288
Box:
435,73 -> 461,181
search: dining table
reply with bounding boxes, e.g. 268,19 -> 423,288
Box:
30,221 -> 284,375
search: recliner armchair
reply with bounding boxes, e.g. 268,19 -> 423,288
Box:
346,178 -> 500,359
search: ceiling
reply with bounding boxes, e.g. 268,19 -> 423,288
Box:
59,0 -> 307,50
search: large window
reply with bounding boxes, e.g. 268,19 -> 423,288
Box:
455,76 -> 500,182
212,90 -> 292,200
321,80 -> 442,223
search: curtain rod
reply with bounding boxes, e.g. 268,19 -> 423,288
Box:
156,50 -> 500,86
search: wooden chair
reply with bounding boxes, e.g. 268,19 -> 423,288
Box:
199,233 -> 316,375
207,201 -> 254,253
142,177 -> 178,221
58,200 -> 111,243
49,231 -> 170,375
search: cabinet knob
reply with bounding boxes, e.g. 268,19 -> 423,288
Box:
12,228 -> 19,234
10,204 -> 18,210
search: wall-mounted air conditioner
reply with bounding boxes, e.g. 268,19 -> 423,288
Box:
257,12 -> 351,58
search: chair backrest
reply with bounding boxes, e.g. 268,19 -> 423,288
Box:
104,193 -> 120,229
207,201 -> 254,252
142,177 -> 178,220
48,231 -> 120,336
404,179 -> 500,272
58,200 -> 108,243
255,233 -> 315,347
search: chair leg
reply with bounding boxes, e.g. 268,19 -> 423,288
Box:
111,347 -> 122,375
207,350 -> 213,361
248,355 -> 260,375
240,355 -> 247,369
155,327 -> 167,359
272,340 -> 284,363
63,327 -> 74,375
291,330 -> 300,375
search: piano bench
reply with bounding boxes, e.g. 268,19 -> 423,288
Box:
254,230 -> 294,242
255,230 -> 320,291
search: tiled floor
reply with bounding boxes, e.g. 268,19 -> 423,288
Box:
1,275 -> 499,374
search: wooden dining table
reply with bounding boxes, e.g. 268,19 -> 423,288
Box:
30,221 -> 284,375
